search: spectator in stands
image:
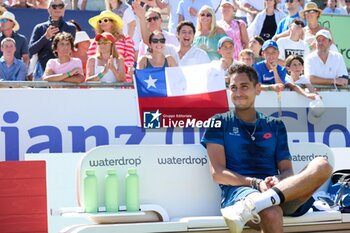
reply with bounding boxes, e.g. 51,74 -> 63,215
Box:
201,63 -> 331,233
248,36 -> 264,63
214,36 -> 237,74
105,0 -> 140,60
137,30 -> 177,69
238,49 -> 255,66
36,0 -> 48,9
0,11 -> 29,68
29,0 -> 76,70
86,32 -> 125,83
79,0 -> 105,11
105,0 -> 136,40
177,0 -> 213,27
193,5 -> 226,61
253,39 -> 286,92
72,31 -> 90,75
285,55 -> 318,99
132,4 -> 178,59
304,29 -> 348,86
87,10 -> 134,82
217,0 -> 248,60
247,0 -> 285,41
42,32 -> 84,83
274,0 -> 302,39
10,0 -> 35,8
0,37 -> 26,81
142,0 -> 179,34
175,21 -> 210,66
323,0 -> 347,14
345,0 -> 350,13
0,1 -> 8,10
276,18 -> 310,66
235,0 -> 264,25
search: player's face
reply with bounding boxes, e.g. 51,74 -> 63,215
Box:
229,73 -> 261,110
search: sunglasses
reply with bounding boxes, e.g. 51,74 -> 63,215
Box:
51,3 -> 65,9
146,16 -> 160,22
200,13 -> 212,17
97,40 -> 113,45
0,19 -> 12,23
304,10 -> 317,15
98,18 -> 112,24
285,0 -> 294,3
151,38 -> 166,44
294,21 -> 305,27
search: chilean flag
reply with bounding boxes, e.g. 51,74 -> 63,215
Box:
134,64 -> 229,128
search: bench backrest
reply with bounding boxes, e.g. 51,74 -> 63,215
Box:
77,143 -> 334,218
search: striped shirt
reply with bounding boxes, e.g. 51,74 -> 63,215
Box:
87,34 -> 134,82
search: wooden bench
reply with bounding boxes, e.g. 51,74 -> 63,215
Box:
60,143 -> 350,233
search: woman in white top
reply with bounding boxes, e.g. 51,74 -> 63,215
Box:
86,32 -> 125,83
247,0 -> 285,40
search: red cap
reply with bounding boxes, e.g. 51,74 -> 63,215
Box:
94,32 -> 116,44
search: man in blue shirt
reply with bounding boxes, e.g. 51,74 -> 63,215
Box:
0,37 -> 26,81
275,0 -> 302,36
253,40 -> 286,92
201,63 -> 331,233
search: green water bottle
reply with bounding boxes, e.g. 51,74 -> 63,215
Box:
125,168 -> 140,211
84,169 -> 98,213
105,169 -> 119,212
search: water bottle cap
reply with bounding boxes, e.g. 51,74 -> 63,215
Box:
86,169 -> 95,175
128,167 -> 137,174
107,169 -> 116,175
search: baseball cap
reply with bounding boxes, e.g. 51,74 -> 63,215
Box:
217,36 -> 234,48
315,29 -> 332,41
220,0 -> 234,7
262,39 -> 278,51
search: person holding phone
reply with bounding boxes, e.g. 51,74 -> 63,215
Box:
29,0 -> 76,71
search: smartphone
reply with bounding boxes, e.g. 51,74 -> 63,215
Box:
50,20 -> 59,28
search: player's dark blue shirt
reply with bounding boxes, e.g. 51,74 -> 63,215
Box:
201,111 -> 291,180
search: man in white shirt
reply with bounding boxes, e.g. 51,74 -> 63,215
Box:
175,21 -> 210,66
304,29 -> 348,86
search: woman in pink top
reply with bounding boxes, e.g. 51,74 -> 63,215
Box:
42,32 -> 84,84
217,1 -> 248,60
87,10 -> 134,82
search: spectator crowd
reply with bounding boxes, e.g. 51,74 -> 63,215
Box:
0,0 -> 349,99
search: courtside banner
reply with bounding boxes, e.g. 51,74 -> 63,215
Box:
134,64 -> 229,129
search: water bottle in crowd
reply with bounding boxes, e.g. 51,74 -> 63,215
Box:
125,167 -> 140,211
105,169 -> 119,212
84,169 -> 98,213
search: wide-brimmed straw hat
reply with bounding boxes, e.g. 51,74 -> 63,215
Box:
300,2 -> 322,19
95,32 -> 117,44
88,10 -> 123,31
0,11 -> 20,31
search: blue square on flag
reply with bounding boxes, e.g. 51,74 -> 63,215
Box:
135,68 -> 167,97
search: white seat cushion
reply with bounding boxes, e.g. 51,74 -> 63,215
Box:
175,211 -> 341,229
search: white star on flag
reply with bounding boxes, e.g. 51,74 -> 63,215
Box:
151,109 -> 162,122
144,74 -> 157,89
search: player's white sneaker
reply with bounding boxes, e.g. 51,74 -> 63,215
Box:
221,198 -> 261,233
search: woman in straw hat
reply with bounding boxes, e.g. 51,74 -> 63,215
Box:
86,32 -> 125,83
300,2 -> 337,52
87,10 -> 134,82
